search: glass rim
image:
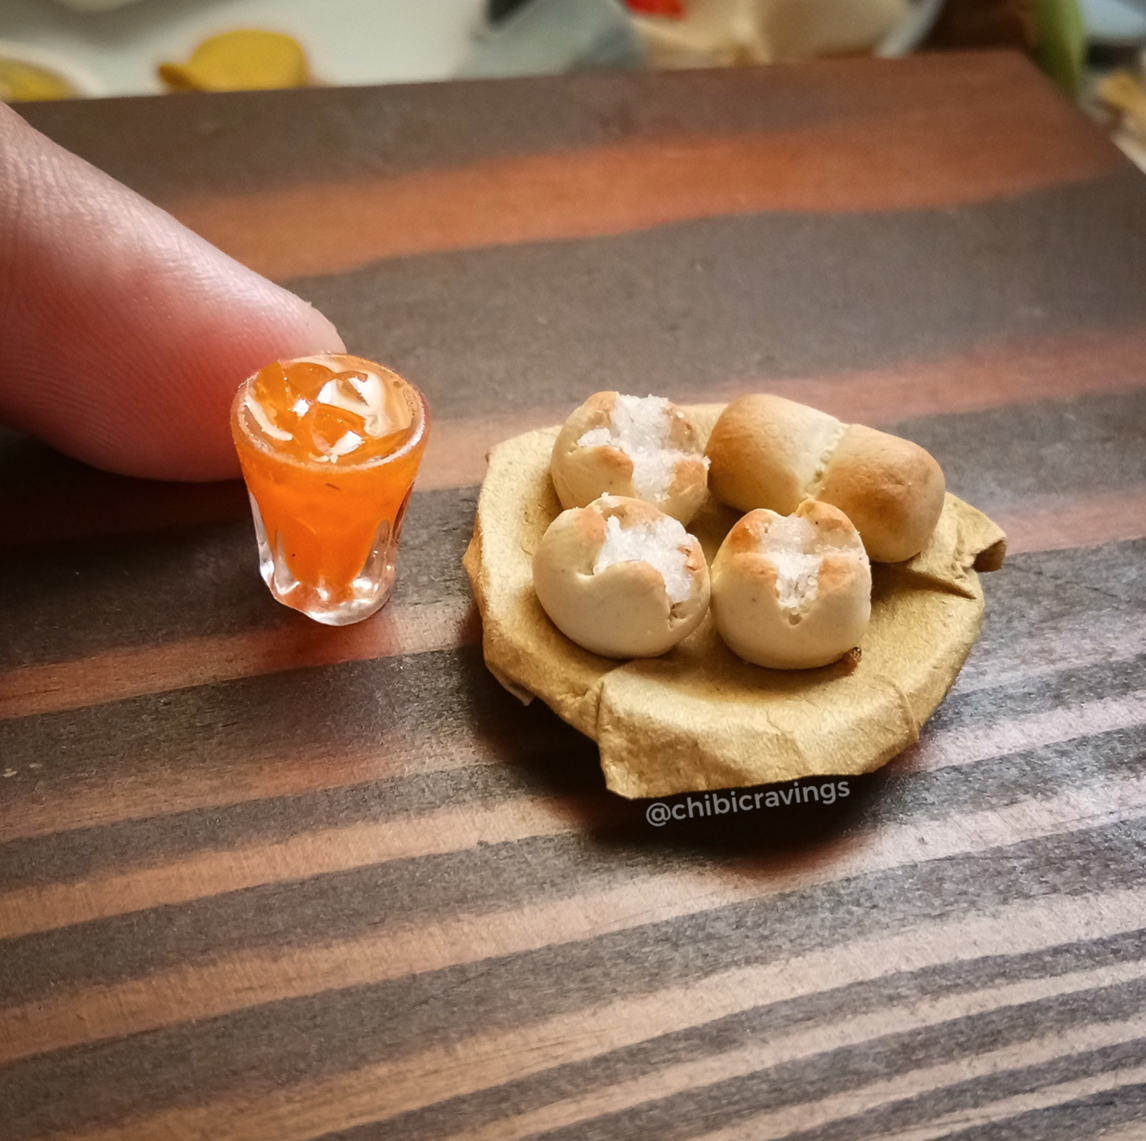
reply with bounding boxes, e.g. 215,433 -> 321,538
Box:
231,365 -> 430,473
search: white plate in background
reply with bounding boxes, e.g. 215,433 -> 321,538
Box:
1,0 -> 488,96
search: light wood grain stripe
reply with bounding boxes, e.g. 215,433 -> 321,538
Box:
0,597 -> 478,723
0,795 -> 618,940
2,778 -> 1142,1065
957,605 -> 1146,699
0,718 -> 531,846
48,888 -> 1146,1141
902,690 -> 1146,776
996,492 -> 1146,555
166,120 -> 1121,281
2,688 -> 1142,940
701,1026 -> 1146,1141
871,1071 -> 1146,1141
436,969 -> 1146,1141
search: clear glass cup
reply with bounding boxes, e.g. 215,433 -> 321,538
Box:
231,354 -> 430,626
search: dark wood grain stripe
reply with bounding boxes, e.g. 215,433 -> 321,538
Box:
0,597 -> 477,723
3,714 -> 1141,1016
4,824 -> 1142,1138
166,116 -> 1121,281
18,903 -> 1146,1141
421,1003 -> 1146,1141
622,1032 -> 1146,1141
957,540 -> 1146,696
0,647 -> 578,843
2,487 -> 1141,725
2,536 -> 1143,850
1,686 -> 1142,941
0,487 -> 478,668
2,784 -> 1141,1065
418,325 -> 1146,493
296,174 -> 1146,425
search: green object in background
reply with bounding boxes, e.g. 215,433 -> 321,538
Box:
1031,0 -> 1086,95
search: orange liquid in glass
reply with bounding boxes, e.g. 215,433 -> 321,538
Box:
231,355 -> 430,624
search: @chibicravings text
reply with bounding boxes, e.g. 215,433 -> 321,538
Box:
645,780 -> 851,827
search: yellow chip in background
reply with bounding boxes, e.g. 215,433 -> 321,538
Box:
0,56 -> 77,101
158,29 -> 310,93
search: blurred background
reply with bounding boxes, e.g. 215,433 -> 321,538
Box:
1,0 -> 1144,168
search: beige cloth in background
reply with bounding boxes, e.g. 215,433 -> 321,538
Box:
634,0 -> 912,67
464,405 -> 1006,799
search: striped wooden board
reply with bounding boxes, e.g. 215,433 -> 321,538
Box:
4,51 -> 1146,1140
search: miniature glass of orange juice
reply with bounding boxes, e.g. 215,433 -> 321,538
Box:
231,354 -> 430,626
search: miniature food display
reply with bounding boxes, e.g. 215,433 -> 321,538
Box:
464,399 -> 1005,798
231,354 -> 429,626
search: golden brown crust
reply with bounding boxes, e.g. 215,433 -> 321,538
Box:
707,395 -> 946,563
705,394 -> 843,514
550,392 -> 633,508
817,424 -> 947,563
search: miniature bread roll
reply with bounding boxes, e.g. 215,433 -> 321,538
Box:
711,501 -> 871,670
532,495 -> 710,659
705,393 -> 945,562
550,392 -> 709,524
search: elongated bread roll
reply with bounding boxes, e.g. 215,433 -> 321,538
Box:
705,393 -> 945,562
532,495 -> 710,659
550,392 -> 709,524
711,500 -> 871,670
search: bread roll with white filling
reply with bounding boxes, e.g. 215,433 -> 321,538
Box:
711,500 -> 871,670
550,392 -> 709,525
532,495 -> 710,659
705,393 -> 945,562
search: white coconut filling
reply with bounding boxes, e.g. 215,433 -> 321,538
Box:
576,394 -> 706,505
593,512 -> 694,604
756,515 -> 825,613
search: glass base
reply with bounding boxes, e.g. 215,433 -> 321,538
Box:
249,494 -> 397,626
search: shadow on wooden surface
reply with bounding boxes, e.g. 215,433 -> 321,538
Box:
0,428 -> 248,549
